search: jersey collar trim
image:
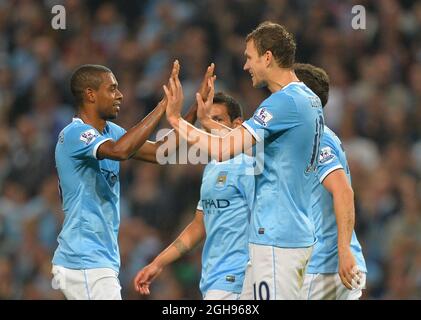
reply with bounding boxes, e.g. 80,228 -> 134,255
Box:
280,81 -> 304,91
72,117 -> 84,124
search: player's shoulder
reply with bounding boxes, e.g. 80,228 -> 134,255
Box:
62,118 -> 92,134
263,82 -> 317,110
284,82 -> 322,109
230,152 -> 254,165
321,125 -> 342,149
59,119 -> 98,145
255,90 -> 296,122
264,87 -> 296,106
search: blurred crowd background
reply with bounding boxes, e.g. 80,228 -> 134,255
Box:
0,0 -> 420,300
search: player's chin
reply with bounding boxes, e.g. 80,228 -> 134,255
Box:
253,79 -> 262,89
254,80 -> 267,89
251,77 -> 261,88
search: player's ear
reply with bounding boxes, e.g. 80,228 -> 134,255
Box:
85,87 -> 96,103
264,50 -> 273,67
232,117 -> 243,128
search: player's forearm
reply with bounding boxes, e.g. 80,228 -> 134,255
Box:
115,101 -> 166,159
153,218 -> 205,268
133,104 -> 200,163
200,117 -> 232,137
154,104 -> 200,156
333,187 -> 355,253
168,116 -> 242,161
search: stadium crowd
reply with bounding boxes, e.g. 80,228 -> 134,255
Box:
0,0 -> 420,299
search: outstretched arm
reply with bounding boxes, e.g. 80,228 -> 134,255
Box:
96,61 -> 180,161
134,211 -> 206,295
165,73 -> 256,161
132,64 -> 216,163
322,169 -> 361,290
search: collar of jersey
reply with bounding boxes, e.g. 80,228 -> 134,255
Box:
72,117 -> 84,124
280,81 -> 304,91
72,117 -> 109,134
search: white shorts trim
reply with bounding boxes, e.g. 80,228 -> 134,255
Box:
203,290 -> 240,300
300,272 -> 367,300
240,243 -> 313,300
52,265 -> 122,300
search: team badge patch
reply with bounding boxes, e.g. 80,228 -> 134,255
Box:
80,129 -> 98,145
319,147 -> 335,164
216,171 -> 228,187
253,107 -> 273,127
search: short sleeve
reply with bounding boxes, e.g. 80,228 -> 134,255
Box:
196,200 -> 203,211
242,94 -> 300,142
316,137 -> 344,183
65,124 -> 113,159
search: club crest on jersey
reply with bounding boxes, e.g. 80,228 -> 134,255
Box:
216,171 -> 228,187
80,129 -> 98,145
319,146 -> 335,164
253,107 -> 273,127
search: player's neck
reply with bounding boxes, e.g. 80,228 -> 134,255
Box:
76,108 -> 106,133
266,68 -> 300,93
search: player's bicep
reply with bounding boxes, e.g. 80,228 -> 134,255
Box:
321,169 -> 351,195
194,209 -> 204,221
190,209 -> 205,241
96,139 -> 125,160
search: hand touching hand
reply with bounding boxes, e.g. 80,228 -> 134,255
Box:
198,63 -> 216,100
164,61 -> 184,124
158,60 -> 180,107
196,77 -> 215,124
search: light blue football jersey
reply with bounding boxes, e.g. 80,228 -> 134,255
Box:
243,82 -> 324,247
307,126 -> 367,274
197,154 -> 255,296
53,118 -> 126,272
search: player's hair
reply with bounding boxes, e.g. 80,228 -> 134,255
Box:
213,92 -> 243,121
246,21 -> 296,68
70,64 -> 112,106
294,63 -> 330,107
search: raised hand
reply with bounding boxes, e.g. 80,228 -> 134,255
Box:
133,262 -> 163,295
198,63 -> 216,100
158,60 -> 180,107
164,61 -> 184,124
196,76 -> 215,123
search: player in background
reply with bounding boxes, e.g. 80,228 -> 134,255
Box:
163,22 -> 324,299
134,90 -> 255,300
293,63 -> 367,300
52,61 -> 214,300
